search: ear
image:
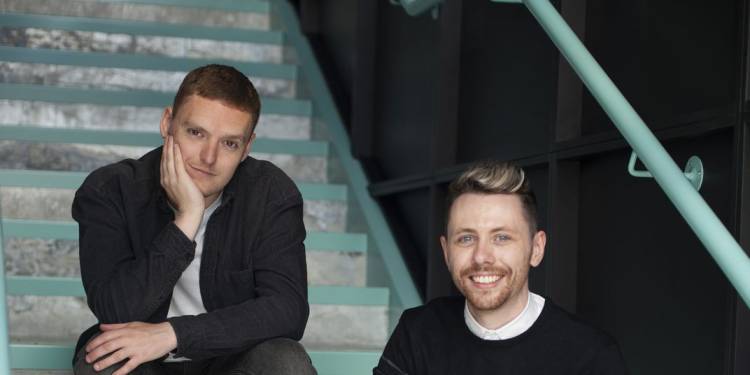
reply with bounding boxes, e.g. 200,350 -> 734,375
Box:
159,107 -> 173,140
440,235 -> 450,267
241,132 -> 256,161
529,230 -> 546,268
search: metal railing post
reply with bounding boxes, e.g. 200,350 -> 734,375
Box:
503,0 -> 750,307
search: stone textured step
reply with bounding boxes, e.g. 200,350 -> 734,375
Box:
7,296 -> 388,350
0,186 -> 347,233
0,100 -> 312,141
0,0 -> 270,30
3,237 -> 365,287
0,62 -> 296,99
0,141 -> 328,183
0,27 -> 282,63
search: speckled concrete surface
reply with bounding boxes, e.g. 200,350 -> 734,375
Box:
0,102 -> 312,140
0,0 -> 270,30
0,28 -> 282,63
0,62 -> 296,98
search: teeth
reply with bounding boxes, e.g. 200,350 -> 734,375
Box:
472,275 -> 500,284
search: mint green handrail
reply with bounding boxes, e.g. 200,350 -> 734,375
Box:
0,205 -> 11,375
489,0 -> 750,307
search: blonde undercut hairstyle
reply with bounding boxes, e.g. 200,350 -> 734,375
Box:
446,160 -> 538,235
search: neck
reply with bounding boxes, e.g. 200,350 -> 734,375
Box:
469,287 -> 530,330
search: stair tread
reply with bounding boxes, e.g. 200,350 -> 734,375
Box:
0,13 -> 281,44
0,46 -> 297,80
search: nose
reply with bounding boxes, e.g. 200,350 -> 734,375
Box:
200,140 -> 218,166
472,238 -> 495,265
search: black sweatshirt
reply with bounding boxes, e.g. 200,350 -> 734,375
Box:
72,147 -> 309,361
374,296 -> 627,375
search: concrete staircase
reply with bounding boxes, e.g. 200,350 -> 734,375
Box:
0,1 -> 419,373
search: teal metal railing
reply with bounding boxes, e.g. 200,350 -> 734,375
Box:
397,0 -> 750,308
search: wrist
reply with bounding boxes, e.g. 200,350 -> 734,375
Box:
174,211 -> 202,240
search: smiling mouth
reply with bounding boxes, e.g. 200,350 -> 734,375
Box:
469,274 -> 503,287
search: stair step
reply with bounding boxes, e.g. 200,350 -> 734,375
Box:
2,219 -> 364,250
0,84 -> 310,116
0,126 -> 325,155
0,0 -> 271,30
0,169 -> 345,199
0,46 -> 297,98
0,14 -> 282,63
0,100 -> 311,141
0,13 -> 279,44
8,344 -> 380,375
0,169 -> 348,231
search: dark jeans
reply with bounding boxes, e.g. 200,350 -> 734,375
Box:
74,337 -> 317,375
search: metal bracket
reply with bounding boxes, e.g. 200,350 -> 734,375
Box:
628,151 -> 704,191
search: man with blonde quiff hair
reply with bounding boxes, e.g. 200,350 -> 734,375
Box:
374,160 -> 627,375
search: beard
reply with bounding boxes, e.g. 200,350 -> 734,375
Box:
452,264 -> 514,311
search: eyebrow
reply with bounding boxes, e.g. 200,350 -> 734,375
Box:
452,227 -> 518,234
183,121 -> 246,142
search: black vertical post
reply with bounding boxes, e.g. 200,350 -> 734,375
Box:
546,0 -> 586,313
426,0 -> 462,301
731,2 -> 750,373
351,0 -> 378,159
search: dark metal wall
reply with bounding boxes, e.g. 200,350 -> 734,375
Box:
296,0 -> 750,373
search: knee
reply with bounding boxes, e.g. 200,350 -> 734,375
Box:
243,338 -> 316,375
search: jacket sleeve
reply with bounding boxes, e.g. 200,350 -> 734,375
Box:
167,180 -> 309,360
73,179 -> 196,324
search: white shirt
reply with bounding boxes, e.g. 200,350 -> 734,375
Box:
165,194 -> 221,362
464,292 -> 546,340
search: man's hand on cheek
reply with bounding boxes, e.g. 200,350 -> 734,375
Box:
85,322 -> 177,375
160,135 -> 204,240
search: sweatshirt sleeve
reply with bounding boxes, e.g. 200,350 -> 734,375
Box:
374,313 -> 416,375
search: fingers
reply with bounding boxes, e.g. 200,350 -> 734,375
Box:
112,358 -> 141,375
92,347 -> 129,373
173,142 -> 188,179
86,335 -> 125,363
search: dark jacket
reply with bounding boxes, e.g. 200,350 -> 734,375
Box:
72,147 -> 309,361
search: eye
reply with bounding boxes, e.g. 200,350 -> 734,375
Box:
223,140 -> 240,150
494,234 -> 511,243
456,234 -> 474,245
187,128 -> 202,137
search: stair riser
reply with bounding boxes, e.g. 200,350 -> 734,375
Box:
0,0 -> 270,30
0,62 -> 297,99
0,101 -> 312,141
8,297 -> 387,349
0,28 -> 282,64
0,142 -> 328,183
4,238 -> 365,287
1,187 -> 347,232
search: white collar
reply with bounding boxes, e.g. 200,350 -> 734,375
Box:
464,292 -> 546,340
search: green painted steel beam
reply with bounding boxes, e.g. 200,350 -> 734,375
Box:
1,219 -> 367,252
95,0 -> 270,13
492,0 -> 750,307
0,125 -> 328,156
0,84 -> 312,117
0,13 -> 281,44
0,46 -> 297,80
9,344 -> 381,373
0,170 -> 347,201
5,276 -> 389,305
